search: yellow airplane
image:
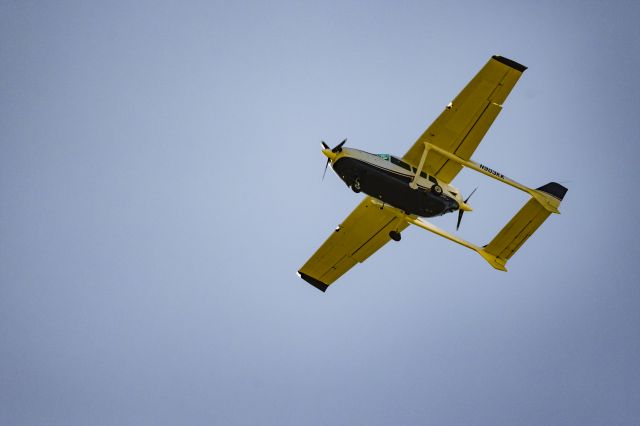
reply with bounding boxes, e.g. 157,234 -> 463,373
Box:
298,55 -> 568,292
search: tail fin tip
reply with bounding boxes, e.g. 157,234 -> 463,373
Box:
536,182 -> 568,201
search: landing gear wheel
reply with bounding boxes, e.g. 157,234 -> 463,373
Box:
351,178 -> 361,193
432,184 -> 442,195
389,230 -> 401,242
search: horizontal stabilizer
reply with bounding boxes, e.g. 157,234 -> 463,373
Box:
482,182 -> 568,265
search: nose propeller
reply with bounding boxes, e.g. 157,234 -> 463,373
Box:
321,139 -> 346,180
456,187 -> 477,231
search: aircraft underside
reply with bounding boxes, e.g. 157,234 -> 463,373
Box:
332,157 -> 459,217
299,56 -> 567,291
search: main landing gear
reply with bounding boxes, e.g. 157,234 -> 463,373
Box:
389,230 -> 401,241
351,178 -> 361,193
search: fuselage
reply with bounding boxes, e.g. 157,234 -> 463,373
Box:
330,148 -> 461,217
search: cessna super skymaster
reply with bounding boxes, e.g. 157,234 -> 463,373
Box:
298,55 -> 567,292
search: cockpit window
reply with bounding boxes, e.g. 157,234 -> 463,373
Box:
375,154 -> 391,161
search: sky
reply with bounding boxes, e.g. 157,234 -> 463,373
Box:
1,0 -> 640,424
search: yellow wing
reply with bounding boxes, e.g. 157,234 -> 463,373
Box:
298,197 -> 409,292
403,56 -> 527,184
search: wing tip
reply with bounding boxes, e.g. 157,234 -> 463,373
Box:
297,271 -> 328,292
492,55 -> 527,72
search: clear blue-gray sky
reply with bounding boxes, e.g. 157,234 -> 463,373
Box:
2,1 -> 639,424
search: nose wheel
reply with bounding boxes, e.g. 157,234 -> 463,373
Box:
389,230 -> 401,241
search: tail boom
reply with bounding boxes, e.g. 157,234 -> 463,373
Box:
403,182 -> 567,271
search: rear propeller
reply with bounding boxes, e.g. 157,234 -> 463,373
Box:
321,139 -> 347,180
456,187 -> 477,231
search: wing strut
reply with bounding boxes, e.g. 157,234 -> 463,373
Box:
409,141 -> 431,189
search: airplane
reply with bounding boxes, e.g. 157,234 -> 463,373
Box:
298,55 -> 568,292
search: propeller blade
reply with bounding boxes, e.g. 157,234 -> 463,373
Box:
321,139 -> 346,181
333,138 -> 347,153
457,188 -> 477,231
456,210 -> 464,231
322,158 -> 330,180
465,187 -> 478,203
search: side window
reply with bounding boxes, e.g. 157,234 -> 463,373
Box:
390,156 -> 412,172
411,165 -> 428,179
